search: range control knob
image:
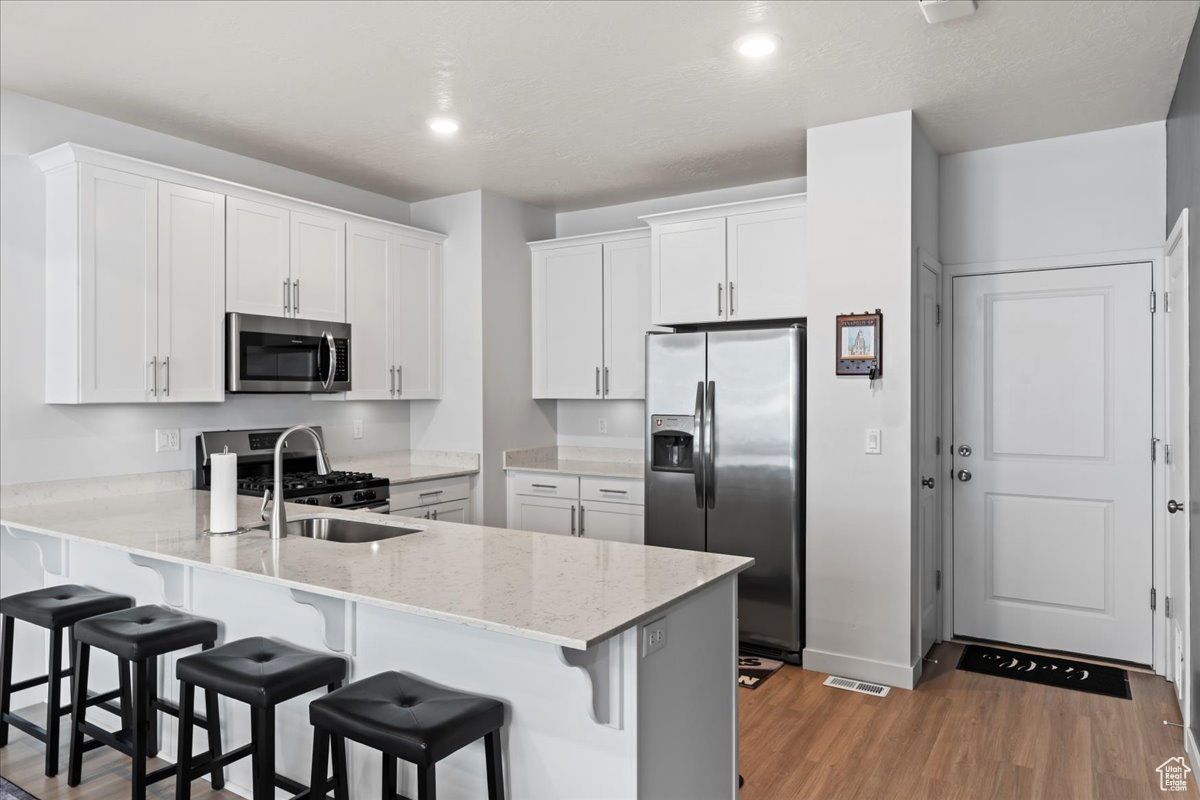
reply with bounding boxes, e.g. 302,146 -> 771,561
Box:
353,491 -> 365,502
330,494 -> 343,505
306,497 -> 319,505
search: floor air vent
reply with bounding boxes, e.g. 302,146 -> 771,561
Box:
823,676 -> 890,697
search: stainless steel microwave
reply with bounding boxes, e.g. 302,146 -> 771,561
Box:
226,313 -> 350,393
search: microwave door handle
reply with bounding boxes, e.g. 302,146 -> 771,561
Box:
322,331 -> 337,391
694,381 -> 705,508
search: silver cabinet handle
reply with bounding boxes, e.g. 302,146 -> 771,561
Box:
579,505 -> 585,537
419,490 -> 444,498
293,279 -> 300,316
603,366 -> 610,396
570,505 -> 576,536
321,330 -> 336,391
728,282 -> 735,316
389,365 -> 395,395
599,488 -> 627,495
431,509 -> 438,520
396,364 -> 403,397
148,356 -> 158,396
162,356 -> 170,397
531,483 -> 557,489
717,283 -> 723,316
595,366 -> 601,396
283,278 -> 291,315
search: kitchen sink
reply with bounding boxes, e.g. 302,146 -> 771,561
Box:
253,516 -> 422,543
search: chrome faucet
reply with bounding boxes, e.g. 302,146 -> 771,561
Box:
260,425 -> 331,538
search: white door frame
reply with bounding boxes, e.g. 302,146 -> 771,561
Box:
939,246 -> 1168,674
917,248 -> 944,655
1165,209 -> 1190,720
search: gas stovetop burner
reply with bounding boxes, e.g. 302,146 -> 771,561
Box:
236,470 -> 388,496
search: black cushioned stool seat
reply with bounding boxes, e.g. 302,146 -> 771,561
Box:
0,585 -> 133,777
309,671 -> 505,800
175,636 -> 348,800
66,605 -> 221,800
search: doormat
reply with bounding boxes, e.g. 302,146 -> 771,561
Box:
738,654 -> 784,689
0,778 -> 39,800
957,644 -> 1131,700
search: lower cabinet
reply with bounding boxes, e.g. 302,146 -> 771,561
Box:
390,476 -> 472,524
506,472 -> 643,544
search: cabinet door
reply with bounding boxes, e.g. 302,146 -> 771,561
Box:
226,197 -> 290,318
393,236 -> 442,399
649,218 -> 726,326
419,498 -> 470,524
580,501 -> 644,545
532,243 -> 604,398
345,223 -> 394,400
726,202 -> 806,321
510,495 -> 579,537
290,210 -> 346,322
603,237 -> 654,399
157,182 -> 225,402
78,165 -> 158,403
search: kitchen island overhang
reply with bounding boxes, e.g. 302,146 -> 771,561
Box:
1,489 -> 751,800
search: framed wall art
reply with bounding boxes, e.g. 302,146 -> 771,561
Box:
836,310 -> 882,377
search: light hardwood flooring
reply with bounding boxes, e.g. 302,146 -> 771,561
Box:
1,641 -> 1194,799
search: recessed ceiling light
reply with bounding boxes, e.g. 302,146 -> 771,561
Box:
734,33 -> 780,59
428,117 -> 460,135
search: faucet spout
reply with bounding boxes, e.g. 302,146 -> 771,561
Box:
268,425 -> 331,539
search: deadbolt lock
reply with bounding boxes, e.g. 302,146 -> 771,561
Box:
958,444 -> 972,457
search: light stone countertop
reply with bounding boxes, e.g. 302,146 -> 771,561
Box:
337,451 -> 479,485
0,489 -> 749,650
503,446 -> 643,479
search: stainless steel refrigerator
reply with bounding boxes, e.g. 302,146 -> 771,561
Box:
645,325 -> 805,662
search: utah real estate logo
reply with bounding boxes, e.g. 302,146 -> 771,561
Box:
1157,757 -> 1191,791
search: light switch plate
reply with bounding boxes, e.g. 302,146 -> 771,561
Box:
864,428 -> 882,455
598,417 -> 608,434
352,419 -> 364,439
155,428 -> 180,453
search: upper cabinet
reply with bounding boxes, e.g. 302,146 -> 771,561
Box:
227,199 -> 345,322
530,230 -> 655,399
642,194 -> 807,326
345,221 -> 445,401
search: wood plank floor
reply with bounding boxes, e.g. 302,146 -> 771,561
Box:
1,641 -> 1194,798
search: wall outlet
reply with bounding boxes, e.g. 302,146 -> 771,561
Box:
598,417 -> 608,434
864,428 -> 882,455
352,419 -> 364,439
642,617 -> 667,657
155,428 -> 180,453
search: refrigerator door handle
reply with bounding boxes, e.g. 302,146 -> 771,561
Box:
705,379 -> 716,508
694,380 -> 706,508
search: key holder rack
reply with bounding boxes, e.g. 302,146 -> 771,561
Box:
835,310 -> 883,380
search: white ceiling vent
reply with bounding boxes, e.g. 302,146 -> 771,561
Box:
918,0 -> 978,25
823,675 -> 891,697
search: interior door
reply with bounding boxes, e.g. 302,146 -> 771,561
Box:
725,202 -> 806,321
226,197 -> 289,318
918,261 -> 942,656
78,164 -> 158,403
1165,212 -> 1190,713
157,182 -> 224,403
393,236 -> 442,399
650,218 -> 726,325
603,236 -> 654,399
532,243 -> 603,398
289,210 -> 345,323
345,222 -> 394,401
952,263 -> 1153,663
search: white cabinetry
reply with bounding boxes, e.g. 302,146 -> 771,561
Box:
227,199 -> 345,322
506,472 -> 643,543
642,194 -> 806,325
40,161 -> 224,403
390,476 -> 471,523
530,230 -> 654,399
346,221 -> 445,401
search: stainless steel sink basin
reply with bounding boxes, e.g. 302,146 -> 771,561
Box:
253,516 -> 422,543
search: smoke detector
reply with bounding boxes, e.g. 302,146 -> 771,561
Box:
918,0 -> 978,24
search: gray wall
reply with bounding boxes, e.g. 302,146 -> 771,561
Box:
1166,11 -> 1200,739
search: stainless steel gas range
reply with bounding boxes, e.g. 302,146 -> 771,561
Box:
195,427 -> 390,512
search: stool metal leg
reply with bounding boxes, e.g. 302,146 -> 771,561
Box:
43,624 -> 64,776
251,706 -> 275,800
417,763 -> 436,800
331,735 -> 349,800
381,754 -> 397,800
131,658 -> 150,800
309,726 -> 330,800
66,640 -> 90,787
175,681 -> 195,800
0,615 -> 13,747
118,658 -> 132,729
484,731 -> 504,800
205,685 -> 224,790
145,656 -> 159,758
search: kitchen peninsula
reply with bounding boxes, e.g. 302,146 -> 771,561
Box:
0,482 -> 750,800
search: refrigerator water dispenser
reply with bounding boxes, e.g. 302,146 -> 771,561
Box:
650,415 -> 696,473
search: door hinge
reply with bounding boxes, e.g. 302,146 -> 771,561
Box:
936,304 -> 942,325
935,569 -> 942,591
1152,437 -> 1159,462
1166,596 -> 1172,619
1151,587 -> 1157,612
1151,291 -> 1157,313
935,436 -> 942,455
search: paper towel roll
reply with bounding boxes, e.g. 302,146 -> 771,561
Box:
209,451 -> 239,534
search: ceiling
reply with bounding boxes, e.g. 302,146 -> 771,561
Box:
1,0 -> 1196,210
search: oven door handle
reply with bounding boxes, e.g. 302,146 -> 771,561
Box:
321,331 -> 337,391
361,502 -> 390,514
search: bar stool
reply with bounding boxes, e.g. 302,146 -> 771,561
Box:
67,604 -> 221,799
0,584 -> 134,776
309,671 -> 506,800
174,636 -> 348,800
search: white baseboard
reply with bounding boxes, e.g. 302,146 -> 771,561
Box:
802,647 -> 920,690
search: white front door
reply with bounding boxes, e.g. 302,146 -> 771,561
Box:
952,263 -> 1153,663
1166,211 -> 1190,713
918,260 -> 942,657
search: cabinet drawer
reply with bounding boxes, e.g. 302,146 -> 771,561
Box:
512,473 -> 579,499
580,476 -> 644,505
389,475 -> 471,509
393,497 -> 470,524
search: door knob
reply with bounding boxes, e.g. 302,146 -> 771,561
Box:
921,477 -> 936,489
957,469 -> 972,482
958,444 -> 972,457
1168,499 -> 1184,514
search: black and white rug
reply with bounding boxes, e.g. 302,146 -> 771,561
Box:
738,654 -> 784,690
957,644 -> 1131,699
0,777 -> 39,800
